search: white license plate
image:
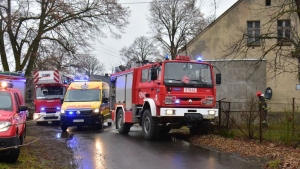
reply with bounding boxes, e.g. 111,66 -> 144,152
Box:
46,114 -> 55,117
184,88 -> 197,93
73,119 -> 84,122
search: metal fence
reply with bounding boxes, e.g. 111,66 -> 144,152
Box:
216,99 -> 300,145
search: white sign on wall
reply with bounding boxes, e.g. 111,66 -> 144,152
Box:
296,84 -> 300,90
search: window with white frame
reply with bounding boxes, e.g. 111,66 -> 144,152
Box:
277,20 -> 291,42
247,21 -> 261,45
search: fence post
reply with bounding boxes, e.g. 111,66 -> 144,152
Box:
218,100 -> 221,131
259,103 -> 262,143
292,97 -> 295,137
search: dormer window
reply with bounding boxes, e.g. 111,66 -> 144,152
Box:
266,0 -> 271,6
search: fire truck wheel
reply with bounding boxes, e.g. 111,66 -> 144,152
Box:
117,109 -> 131,134
161,126 -> 171,135
142,110 -> 161,141
61,125 -> 68,132
5,134 -> 21,163
189,122 -> 211,135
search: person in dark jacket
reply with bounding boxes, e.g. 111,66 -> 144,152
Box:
256,92 -> 268,128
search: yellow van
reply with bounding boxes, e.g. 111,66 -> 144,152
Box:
60,81 -> 111,131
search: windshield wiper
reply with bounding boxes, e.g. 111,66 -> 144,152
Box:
164,78 -> 186,84
189,79 -> 210,86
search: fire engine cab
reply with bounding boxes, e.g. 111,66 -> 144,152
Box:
31,70 -> 70,124
110,55 -> 221,140
0,73 -> 28,163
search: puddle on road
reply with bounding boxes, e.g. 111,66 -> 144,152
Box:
55,131 -> 74,140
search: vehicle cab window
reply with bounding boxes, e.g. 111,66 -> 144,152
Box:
141,69 -> 148,82
14,93 -> 21,107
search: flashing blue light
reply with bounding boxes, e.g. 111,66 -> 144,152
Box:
74,79 -> 89,82
196,56 -> 202,62
73,74 -> 89,82
165,54 -> 169,60
56,107 -> 60,110
175,99 -> 180,104
41,107 -> 45,111
69,111 -> 73,115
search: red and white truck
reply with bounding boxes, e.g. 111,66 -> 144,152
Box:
32,70 -> 70,124
109,55 -> 221,140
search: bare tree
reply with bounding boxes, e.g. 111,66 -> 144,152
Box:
220,1 -> 300,81
120,36 -> 161,64
148,0 -> 209,59
0,0 -> 130,76
76,54 -> 105,76
34,41 -> 75,71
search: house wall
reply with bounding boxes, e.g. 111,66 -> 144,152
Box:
184,0 -> 300,103
208,59 -> 266,102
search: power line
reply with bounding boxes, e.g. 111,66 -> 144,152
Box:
97,49 -> 121,58
119,0 -> 169,4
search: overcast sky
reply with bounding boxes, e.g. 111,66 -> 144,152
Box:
92,0 -> 238,74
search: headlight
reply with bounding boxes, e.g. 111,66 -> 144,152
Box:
94,108 -> 99,113
165,109 -> 175,115
61,109 -> 65,114
0,122 -> 11,132
208,110 -> 216,115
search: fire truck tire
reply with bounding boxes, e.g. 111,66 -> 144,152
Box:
61,125 -> 68,132
161,126 -> 171,135
142,110 -> 161,140
117,110 -> 131,134
5,134 -> 21,163
189,122 -> 211,135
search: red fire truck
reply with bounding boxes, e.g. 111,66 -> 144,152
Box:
110,55 -> 221,140
31,70 -> 71,124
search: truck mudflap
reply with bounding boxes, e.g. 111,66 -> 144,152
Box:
184,113 -> 203,123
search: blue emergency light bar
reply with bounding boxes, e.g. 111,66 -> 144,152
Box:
73,75 -> 89,82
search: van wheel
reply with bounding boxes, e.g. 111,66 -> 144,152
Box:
20,125 -> 26,145
5,135 -> 21,163
117,109 -> 131,134
142,109 -> 161,140
61,125 -> 68,132
107,122 -> 112,127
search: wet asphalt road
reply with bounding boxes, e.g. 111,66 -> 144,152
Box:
54,124 -> 263,169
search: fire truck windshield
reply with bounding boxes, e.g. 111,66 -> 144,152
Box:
0,91 -> 12,110
164,62 -> 213,87
36,86 -> 66,100
64,89 -> 101,102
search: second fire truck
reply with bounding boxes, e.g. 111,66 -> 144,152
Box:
32,70 -> 71,124
110,55 -> 221,140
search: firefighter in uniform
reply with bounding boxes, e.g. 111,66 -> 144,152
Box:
256,91 -> 268,128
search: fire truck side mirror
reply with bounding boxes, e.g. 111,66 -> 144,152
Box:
150,67 -> 158,81
103,98 -> 109,103
60,98 -> 64,104
216,73 -> 221,85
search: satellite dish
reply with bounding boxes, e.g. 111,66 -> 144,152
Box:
264,87 -> 272,100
